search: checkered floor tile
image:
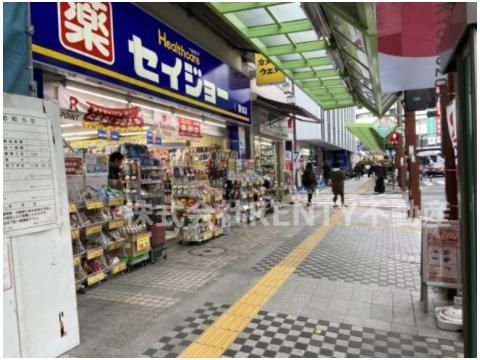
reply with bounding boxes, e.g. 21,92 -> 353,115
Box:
141,302 -> 230,358
251,228 -> 315,273
294,224 -> 421,289
253,223 -> 421,290
141,302 -> 464,358
82,288 -> 178,309
115,265 -> 218,292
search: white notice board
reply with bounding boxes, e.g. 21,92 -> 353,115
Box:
3,107 -> 59,235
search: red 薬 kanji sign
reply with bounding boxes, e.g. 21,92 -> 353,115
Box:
58,2 -> 114,64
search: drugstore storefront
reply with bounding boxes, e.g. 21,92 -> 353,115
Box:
17,3 -> 254,356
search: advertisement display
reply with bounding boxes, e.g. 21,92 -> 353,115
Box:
422,221 -> 460,287
85,153 -> 108,176
64,156 -> 84,176
177,116 -> 201,138
31,2 -> 251,124
154,111 -> 178,139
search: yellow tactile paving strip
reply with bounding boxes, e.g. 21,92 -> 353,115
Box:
178,209 -> 344,358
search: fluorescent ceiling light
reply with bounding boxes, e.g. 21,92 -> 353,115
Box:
131,101 -> 169,113
60,123 -> 78,128
66,84 -> 128,104
204,120 -> 226,128
64,136 -> 94,141
62,130 -> 98,137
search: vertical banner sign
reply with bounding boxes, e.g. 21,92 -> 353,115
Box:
435,86 -> 442,142
255,53 -> 286,85
446,99 -> 457,166
30,3 -> 251,124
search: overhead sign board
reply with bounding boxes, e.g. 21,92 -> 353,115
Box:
31,2 -> 251,124
255,53 -> 286,86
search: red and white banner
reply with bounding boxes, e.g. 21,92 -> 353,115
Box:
59,87 -> 144,132
83,102 -> 143,131
177,116 -> 201,138
376,3 -> 448,94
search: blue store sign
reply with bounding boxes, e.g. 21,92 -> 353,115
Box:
30,2 -> 251,124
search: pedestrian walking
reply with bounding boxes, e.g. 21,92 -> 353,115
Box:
330,162 -> 346,207
354,162 -> 362,180
374,160 -> 387,194
302,163 -> 317,207
322,162 -> 331,185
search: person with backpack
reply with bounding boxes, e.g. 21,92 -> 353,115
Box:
302,163 -> 317,207
330,162 -> 346,207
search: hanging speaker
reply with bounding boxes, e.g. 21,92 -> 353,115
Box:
404,88 -> 435,111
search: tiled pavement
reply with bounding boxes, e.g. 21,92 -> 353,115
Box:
142,303 -> 464,358
66,178 -> 463,358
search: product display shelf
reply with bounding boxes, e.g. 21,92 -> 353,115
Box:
174,179 -> 225,244
120,228 -> 152,270
69,190 -> 131,292
225,171 -> 271,226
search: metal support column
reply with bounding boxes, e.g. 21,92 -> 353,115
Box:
405,110 -> 421,217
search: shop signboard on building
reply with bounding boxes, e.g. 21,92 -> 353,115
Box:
372,117 -> 396,138
255,53 -> 286,86
30,2 -> 252,125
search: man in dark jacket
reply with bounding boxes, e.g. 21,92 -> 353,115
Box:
330,162 -> 346,207
374,161 -> 386,194
302,163 -> 317,207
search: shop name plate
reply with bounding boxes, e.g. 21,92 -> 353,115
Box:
68,203 -> 77,213
108,198 -> 124,207
87,272 -> 104,286
108,218 -> 124,230
71,228 -> 80,240
85,224 -> 102,236
86,247 -> 104,260
85,198 -> 104,210
111,262 -> 127,274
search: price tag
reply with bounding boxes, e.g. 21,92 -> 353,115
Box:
136,234 -> 150,252
73,255 -> 82,266
111,262 -> 127,274
108,218 -> 124,230
85,198 -> 104,210
68,203 -> 77,213
87,272 -> 105,286
108,197 -> 124,207
86,247 -> 104,260
106,240 -> 124,251
71,228 -> 80,240
85,224 -> 102,236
